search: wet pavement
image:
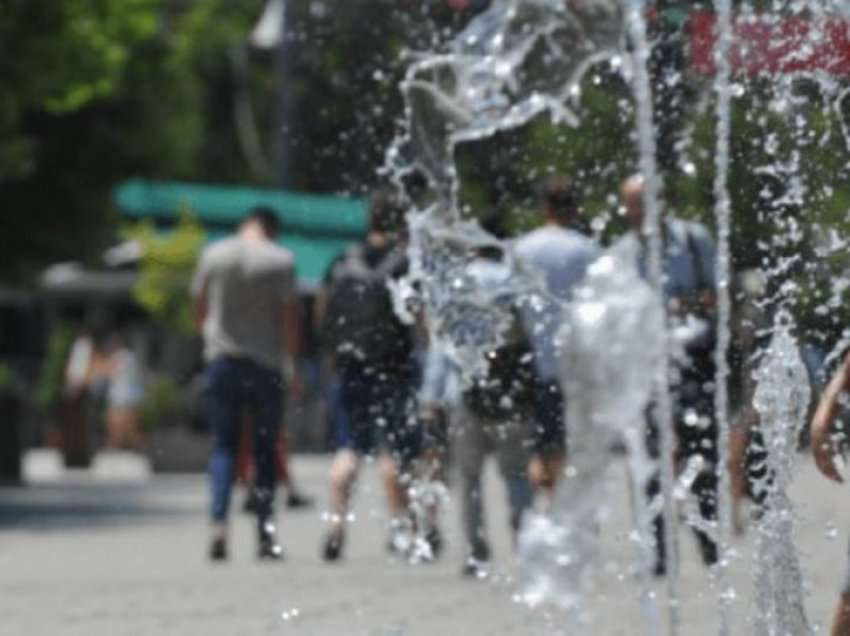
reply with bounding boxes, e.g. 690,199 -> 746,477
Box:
1,453 -> 848,635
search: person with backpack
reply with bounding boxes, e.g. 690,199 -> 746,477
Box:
440,214 -> 537,578
515,175 -> 599,498
620,174 -> 720,576
317,190 -> 427,562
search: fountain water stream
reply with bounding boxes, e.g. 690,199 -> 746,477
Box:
751,313 -> 811,635
382,0 -> 850,633
517,239 -> 662,631
710,1 -> 735,633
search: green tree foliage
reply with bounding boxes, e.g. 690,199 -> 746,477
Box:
127,211 -> 205,334
139,374 -> 182,431
0,0 -> 266,285
34,324 -> 74,410
5,0 -> 850,353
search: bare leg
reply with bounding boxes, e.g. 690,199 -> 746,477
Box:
328,449 -> 359,533
832,592 -> 850,636
377,453 -> 408,518
529,451 -> 565,502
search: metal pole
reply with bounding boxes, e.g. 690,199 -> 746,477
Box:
276,0 -> 291,190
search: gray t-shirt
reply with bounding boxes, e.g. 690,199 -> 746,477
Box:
515,225 -> 599,381
191,236 -> 296,371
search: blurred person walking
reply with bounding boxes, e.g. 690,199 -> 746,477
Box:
237,423 -> 314,512
449,215 -> 536,577
515,176 -> 598,498
191,207 -> 303,561
101,332 -> 146,450
76,328 -> 147,451
620,175 -> 720,576
317,190 -> 425,562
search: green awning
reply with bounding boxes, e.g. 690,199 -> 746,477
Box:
114,179 -> 368,288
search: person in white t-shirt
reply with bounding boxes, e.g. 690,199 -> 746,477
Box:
515,176 -> 598,497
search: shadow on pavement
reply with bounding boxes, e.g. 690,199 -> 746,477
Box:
0,483 -> 199,532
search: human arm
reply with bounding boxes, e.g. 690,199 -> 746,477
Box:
192,296 -> 207,332
810,353 -> 850,483
190,250 -> 209,333
280,264 -> 305,399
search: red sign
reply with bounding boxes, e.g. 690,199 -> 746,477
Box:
690,11 -> 850,76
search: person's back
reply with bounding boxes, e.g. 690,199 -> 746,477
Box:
514,175 -> 598,498
514,186 -> 598,384
323,239 -> 411,370
191,208 -> 302,562
319,189 -> 431,564
197,236 -> 295,370
515,224 -> 597,302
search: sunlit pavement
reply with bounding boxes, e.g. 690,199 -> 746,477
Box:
0,453 -> 848,635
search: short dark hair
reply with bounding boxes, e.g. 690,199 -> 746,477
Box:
368,190 -> 406,234
246,206 -> 282,239
540,175 -> 581,220
479,211 -> 508,240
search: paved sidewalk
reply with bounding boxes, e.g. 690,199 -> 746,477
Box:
0,454 -> 848,635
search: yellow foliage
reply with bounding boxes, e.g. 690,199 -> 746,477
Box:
126,207 -> 205,333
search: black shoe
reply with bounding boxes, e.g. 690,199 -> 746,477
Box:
258,536 -> 284,561
286,492 -> 315,510
257,520 -> 284,561
425,526 -> 444,561
323,530 -> 344,562
695,532 -> 719,567
461,541 -> 490,578
209,536 -> 228,562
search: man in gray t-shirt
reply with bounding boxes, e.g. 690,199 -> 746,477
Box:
515,176 -> 598,497
191,207 -> 302,562
192,224 -> 297,370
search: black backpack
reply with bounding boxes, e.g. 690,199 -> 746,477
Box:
462,308 -> 536,422
323,244 -> 412,367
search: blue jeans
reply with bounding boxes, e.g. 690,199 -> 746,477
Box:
206,357 -> 283,533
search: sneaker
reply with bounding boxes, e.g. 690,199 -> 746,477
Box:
209,536 -> 228,562
286,492 -> 315,510
258,538 -> 284,560
425,526 -> 444,561
386,523 -> 413,557
322,530 -> 345,562
258,521 -> 284,561
461,541 -> 491,578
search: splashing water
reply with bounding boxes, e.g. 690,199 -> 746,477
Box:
388,0 -> 625,382
516,239 -> 662,631
710,1 -> 735,633
386,0 -> 623,210
381,0 -> 850,632
387,1 -> 682,629
751,312 -> 811,636
621,2 -> 682,630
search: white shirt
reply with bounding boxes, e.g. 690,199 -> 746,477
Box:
515,225 -> 598,380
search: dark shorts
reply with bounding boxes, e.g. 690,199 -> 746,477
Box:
532,379 -> 566,455
645,364 -> 718,463
335,363 -> 421,465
